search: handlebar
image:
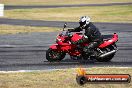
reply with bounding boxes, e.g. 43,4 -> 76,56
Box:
59,30 -> 72,38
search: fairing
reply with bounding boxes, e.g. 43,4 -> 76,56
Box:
99,33 -> 118,48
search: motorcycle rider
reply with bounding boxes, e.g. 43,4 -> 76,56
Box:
68,16 -> 103,58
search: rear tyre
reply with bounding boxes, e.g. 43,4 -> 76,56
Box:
46,48 -> 66,62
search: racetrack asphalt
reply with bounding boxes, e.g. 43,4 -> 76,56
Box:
0,18 -> 132,28
4,2 -> 132,10
0,2 -> 132,71
0,20 -> 132,71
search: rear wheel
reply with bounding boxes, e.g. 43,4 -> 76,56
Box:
46,48 -> 66,62
96,44 -> 117,62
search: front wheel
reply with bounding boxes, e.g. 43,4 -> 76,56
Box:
46,48 -> 66,62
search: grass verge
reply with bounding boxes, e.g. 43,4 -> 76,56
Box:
4,5 -> 132,23
1,0 -> 132,5
0,67 -> 132,88
0,24 -> 60,34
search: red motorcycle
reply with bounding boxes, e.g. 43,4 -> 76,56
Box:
46,23 -> 118,62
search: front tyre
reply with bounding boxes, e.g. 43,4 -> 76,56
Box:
46,48 -> 66,62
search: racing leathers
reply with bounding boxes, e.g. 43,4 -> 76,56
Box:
68,22 -> 103,56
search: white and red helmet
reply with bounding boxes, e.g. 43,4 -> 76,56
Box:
79,16 -> 90,28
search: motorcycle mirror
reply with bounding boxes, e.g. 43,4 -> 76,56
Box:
63,23 -> 67,30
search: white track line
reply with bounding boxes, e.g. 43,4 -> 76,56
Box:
0,67 -> 131,73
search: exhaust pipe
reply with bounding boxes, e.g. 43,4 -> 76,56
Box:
99,49 -> 117,58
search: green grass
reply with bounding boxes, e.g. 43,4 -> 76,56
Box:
4,5 -> 132,23
0,24 -> 60,34
1,0 -> 132,5
0,67 -> 132,88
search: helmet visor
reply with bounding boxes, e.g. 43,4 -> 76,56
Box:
79,21 -> 86,27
